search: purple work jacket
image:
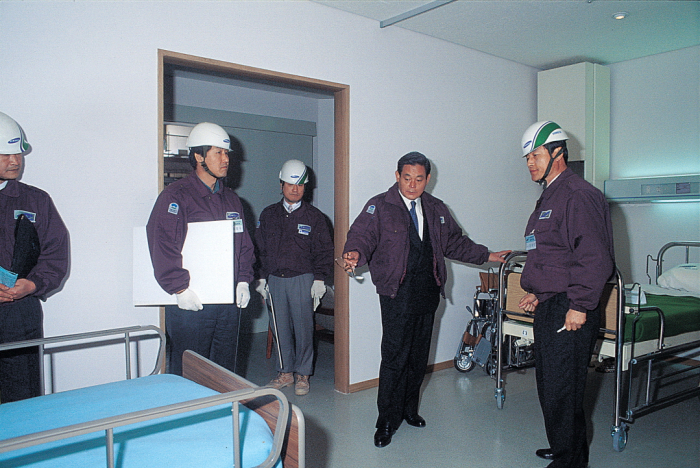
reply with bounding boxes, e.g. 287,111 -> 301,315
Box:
343,183 -> 489,298
255,200 -> 333,281
0,180 -> 69,298
520,168 -> 615,313
146,172 -> 255,295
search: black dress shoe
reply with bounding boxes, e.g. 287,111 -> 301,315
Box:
404,414 -> 426,428
374,422 -> 396,448
535,448 -> 554,460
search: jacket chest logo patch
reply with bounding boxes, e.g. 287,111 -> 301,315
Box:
366,205 -> 376,215
167,203 -> 179,215
226,212 -> 240,220
440,216 -> 445,224
539,210 -> 552,219
298,224 -> 311,235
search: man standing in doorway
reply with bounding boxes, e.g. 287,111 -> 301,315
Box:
342,151 -> 509,447
0,111 -> 69,402
517,121 -> 614,468
256,159 -> 334,396
147,122 -> 255,376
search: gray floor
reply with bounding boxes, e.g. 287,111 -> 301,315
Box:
238,332 -> 700,468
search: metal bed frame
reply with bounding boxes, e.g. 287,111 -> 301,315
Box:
610,241 -> 700,451
493,241 -> 700,452
0,326 -> 296,468
0,325 -> 166,395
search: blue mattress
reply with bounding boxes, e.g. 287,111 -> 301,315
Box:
0,374 -> 281,468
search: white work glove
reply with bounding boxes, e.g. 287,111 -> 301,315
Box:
311,280 -> 326,311
255,278 -> 268,300
176,288 -> 203,311
236,282 -> 250,308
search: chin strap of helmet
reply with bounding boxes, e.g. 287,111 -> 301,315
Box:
200,156 -> 219,179
537,148 -> 560,189
197,149 -> 221,180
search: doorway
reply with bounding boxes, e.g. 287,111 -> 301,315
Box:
158,50 -> 351,393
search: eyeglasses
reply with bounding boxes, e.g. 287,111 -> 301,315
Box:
335,257 -> 364,281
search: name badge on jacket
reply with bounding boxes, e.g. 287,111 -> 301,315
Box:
14,210 -> 36,222
525,234 -> 536,251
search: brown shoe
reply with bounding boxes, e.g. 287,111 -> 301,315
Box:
266,372 -> 294,389
295,375 -> 310,396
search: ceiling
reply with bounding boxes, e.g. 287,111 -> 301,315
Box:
312,0 -> 700,70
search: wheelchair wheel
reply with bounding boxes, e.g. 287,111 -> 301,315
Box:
454,347 -> 475,372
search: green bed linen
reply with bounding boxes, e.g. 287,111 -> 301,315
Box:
623,294 -> 700,343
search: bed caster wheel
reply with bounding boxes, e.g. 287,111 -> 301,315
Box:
611,424 -> 628,452
495,388 -> 505,409
454,352 -> 475,372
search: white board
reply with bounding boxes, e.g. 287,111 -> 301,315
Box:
133,220 -> 235,306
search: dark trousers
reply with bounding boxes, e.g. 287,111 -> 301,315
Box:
165,303 -> 239,376
376,284 -> 440,429
0,296 -> 43,403
533,293 -> 600,468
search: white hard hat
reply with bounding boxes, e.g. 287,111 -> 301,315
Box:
521,121 -> 568,156
279,159 -> 308,185
0,111 -> 31,155
186,122 -> 231,151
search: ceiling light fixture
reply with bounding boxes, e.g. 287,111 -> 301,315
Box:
612,11 -> 628,20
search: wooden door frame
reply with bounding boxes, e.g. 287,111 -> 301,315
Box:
158,50 -> 351,393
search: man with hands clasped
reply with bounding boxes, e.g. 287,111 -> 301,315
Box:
255,160 -> 333,396
147,122 -> 255,376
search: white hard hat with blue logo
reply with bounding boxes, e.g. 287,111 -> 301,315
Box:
0,111 -> 31,155
186,122 -> 231,151
279,159 -> 308,185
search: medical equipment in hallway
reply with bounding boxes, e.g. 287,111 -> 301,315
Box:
454,269 -> 535,376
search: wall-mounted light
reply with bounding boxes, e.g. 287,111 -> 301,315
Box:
605,175 -> 700,204
650,198 -> 700,204
612,11 -> 628,20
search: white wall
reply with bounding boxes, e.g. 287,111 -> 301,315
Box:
607,46 -> 700,284
0,0 -> 538,389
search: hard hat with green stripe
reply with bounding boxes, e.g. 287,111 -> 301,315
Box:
279,159 -> 308,185
521,121 -> 568,156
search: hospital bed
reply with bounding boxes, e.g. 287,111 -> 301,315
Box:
493,241 -> 700,452
0,326 -> 305,468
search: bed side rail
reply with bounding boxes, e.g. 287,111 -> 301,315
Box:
0,384 -> 289,468
0,326 -> 165,392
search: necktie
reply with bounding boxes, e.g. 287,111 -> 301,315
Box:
410,201 -> 419,230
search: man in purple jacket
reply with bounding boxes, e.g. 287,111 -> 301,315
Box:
255,159 -> 333,396
0,111 -> 69,402
147,122 -> 255,376
342,152 -> 509,447
517,121 -> 614,468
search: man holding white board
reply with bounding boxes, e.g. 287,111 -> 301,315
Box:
146,122 -> 255,375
